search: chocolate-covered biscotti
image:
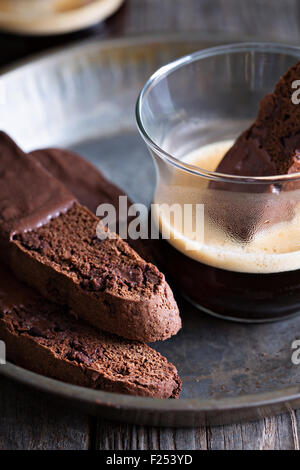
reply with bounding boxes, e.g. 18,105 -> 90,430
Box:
210,60 -> 300,240
0,265 -> 181,398
0,132 -> 181,342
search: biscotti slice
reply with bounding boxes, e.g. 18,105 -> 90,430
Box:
214,60 -> 300,177
30,147 -> 130,215
29,147 -> 151,260
0,132 -> 181,342
209,60 -> 300,240
0,265 -> 181,398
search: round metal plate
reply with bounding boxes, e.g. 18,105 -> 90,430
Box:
1,34 -> 300,427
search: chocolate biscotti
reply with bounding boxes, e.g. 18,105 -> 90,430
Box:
0,132 -> 181,342
29,147 -> 151,260
0,265 -> 181,398
214,60 -> 300,178
209,60 -> 300,240
30,147 -> 129,216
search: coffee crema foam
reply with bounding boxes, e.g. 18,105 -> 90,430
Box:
153,140 -> 300,274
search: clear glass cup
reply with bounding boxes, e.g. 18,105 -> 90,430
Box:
136,43 -> 300,323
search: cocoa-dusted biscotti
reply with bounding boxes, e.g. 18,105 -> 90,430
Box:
29,147 -> 151,260
0,265 -> 181,398
0,132 -> 181,342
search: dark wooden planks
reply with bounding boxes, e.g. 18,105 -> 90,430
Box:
94,414 -> 300,450
0,377 -> 91,450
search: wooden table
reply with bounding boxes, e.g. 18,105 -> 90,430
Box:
1,0 -> 300,450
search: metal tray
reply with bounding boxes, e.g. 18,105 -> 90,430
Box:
1,34 -> 300,427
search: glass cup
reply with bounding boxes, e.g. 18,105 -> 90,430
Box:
136,43 -> 300,323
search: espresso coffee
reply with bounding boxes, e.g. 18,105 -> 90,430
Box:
152,141 -> 300,321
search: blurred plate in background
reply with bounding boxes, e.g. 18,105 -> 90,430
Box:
0,0 -> 124,35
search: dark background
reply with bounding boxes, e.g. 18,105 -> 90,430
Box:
2,0 -> 300,68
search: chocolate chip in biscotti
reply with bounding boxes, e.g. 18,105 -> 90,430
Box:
0,132 -> 181,342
